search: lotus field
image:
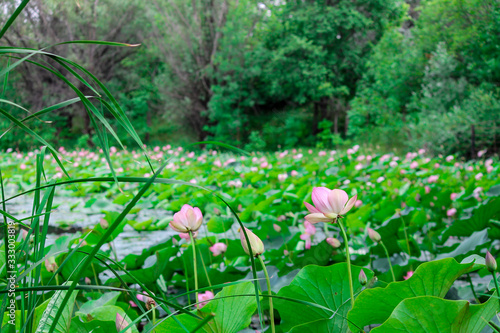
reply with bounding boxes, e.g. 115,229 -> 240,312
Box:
1,145 -> 499,332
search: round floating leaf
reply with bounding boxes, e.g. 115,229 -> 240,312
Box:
371,295 -> 497,333
348,258 -> 479,331
275,263 -> 373,333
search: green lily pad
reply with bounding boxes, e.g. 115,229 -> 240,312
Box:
371,295 -> 497,333
275,263 -> 373,332
347,258 -> 479,331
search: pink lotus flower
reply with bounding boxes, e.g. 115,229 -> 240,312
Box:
428,175 -> 439,183
403,271 -> 414,280
209,242 -> 227,256
304,187 -> 357,223
300,221 -> 316,249
196,291 -> 214,308
116,313 -> 130,332
410,161 -> 418,169
425,186 -> 431,194
354,200 -> 363,208
447,208 -> 457,217
446,155 -> 454,162
475,173 -> 483,180
179,231 -> 198,241
291,170 -> 298,177
450,193 -> 458,200
170,205 -> 203,233
278,173 -> 288,182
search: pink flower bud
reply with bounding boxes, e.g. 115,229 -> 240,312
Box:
367,228 -> 381,243
239,227 -> 264,257
403,271 -> 414,280
326,237 -> 341,248
359,269 -> 367,286
486,251 -> 497,272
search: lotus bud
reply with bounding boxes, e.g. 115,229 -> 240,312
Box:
116,313 -> 131,333
326,237 -> 341,248
367,228 -> 381,243
273,224 -> 281,233
99,218 -> 109,229
486,251 -> 497,272
359,269 -> 367,286
45,257 -> 58,273
137,293 -> 157,310
239,227 -> 264,257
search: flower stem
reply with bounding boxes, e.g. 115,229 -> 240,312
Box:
197,245 -> 212,287
492,271 -> 500,308
258,255 -> 275,333
338,219 -> 355,308
152,306 -> 156,333
399,214 -> 412,270
380,241 -> 396,282
189,231 -> 199,305
466,273 -> 480,304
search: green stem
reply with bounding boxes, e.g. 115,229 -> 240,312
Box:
197,242 -> 212,287
338,219 -> 355,308
399,214 -> 412,270
152,306 -> 156,333
182,255 -> 191,306
189,231 -> 199,305
380,241 -> 396,282
258,255 -> 275,333
492,271 -> 500,309
466,273 -> 480,304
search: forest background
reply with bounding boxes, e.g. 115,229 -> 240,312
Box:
1,0 -> 499,157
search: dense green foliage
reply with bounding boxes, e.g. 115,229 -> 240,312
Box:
1,146 -> 499,331
1,0 -> 498,155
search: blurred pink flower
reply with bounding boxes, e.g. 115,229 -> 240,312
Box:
487,166 -> 494,173
209,243 -> 227,256
428,175 -> 439,183
278,173 -> 288,182
447,208 -> 457,217
410,161 -> 418,169
446,155 -> 454,162
326,237 -> 341,248
425,186 -> 431,194
300,221 -> 316,249
475,173 -> 483,180
304,187 -> 357,223
116,313 -> 129,332
403,271 -> 414,280
318,151 -> 326,156
179,231 -> 198,241
291,170 -> 299,177
354,200 -> 363,208
450,193 -> 458,200
478,149 -> 487,157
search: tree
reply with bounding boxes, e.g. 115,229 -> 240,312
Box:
149,0 -> 230,142
0,0 -> 152,148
